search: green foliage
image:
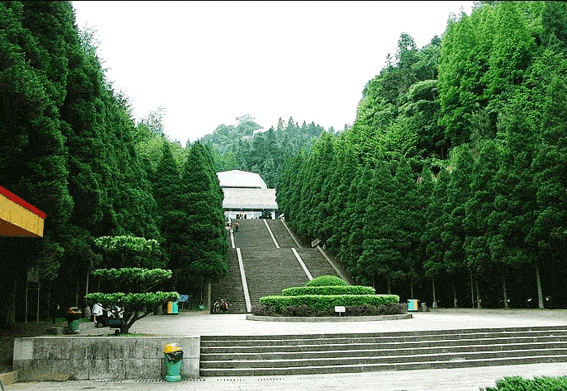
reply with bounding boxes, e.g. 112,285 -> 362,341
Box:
94,235 -> 166,269
0,1 -> 227,324
305,275 -> 348,287
259,294 -> 400,312
486,376 -> 567,391
86,291 -> 179,308
282,286 -> 375,296
91,268 -> 172,286
87,265 -> 177,334
176,142 -> 229,292
277,1 -> 567,309
201,115 -> 330,187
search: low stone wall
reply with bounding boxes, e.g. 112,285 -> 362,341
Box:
13,336 -> 199,381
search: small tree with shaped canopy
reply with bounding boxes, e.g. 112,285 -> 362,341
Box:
86,235 -> 177,334
86,268 -> 178,334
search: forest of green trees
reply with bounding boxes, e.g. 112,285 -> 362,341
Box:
0,1 -> 227,326
278,2 -> 567,309
200,115 -> 340,188
2,1 -> 567,324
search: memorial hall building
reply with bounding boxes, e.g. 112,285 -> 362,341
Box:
216,170 -> 278,220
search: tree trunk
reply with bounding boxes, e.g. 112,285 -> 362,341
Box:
25,275 -> 29,324
476,278 -> 481,309
85,271 -> 89,299
502,276 -> 509,309
7,278 -> 17,327
387,276 -> 391,294
410,281 -> 414,298
75,276 -> 80,307
432,278 -> 438,308
536,264 -> 544,309
452,280 -> 458,308
470,269 -> 475,308
121,316 -> 134,334
36,282 -> 40,323
207,281 -> 212,313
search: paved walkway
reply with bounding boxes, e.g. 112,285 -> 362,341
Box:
80,307 -> 567,337
7,309 -> 567,390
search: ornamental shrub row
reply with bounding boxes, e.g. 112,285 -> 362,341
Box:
259,294 -> 399,312
252,303 -> 406,317
282,285 -> 376,296
486,376 -> 567,391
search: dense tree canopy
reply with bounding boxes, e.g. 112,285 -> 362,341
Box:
277,1 -> 567,309
0,1 -> 227,326
200,115 -> 337,188
3,1 -> 567,325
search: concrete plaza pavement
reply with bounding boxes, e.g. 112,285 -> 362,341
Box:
6,363 -> 567,391
6,309 -> 567,390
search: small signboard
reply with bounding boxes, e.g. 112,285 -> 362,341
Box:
311,238 -> 321,248
178,295 -> 189,303
334,306 -> 346,316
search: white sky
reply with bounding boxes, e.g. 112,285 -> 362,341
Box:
71,1 -> 474,144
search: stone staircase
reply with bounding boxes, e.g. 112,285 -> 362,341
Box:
266,219 -> 299,248
211,219 -> 343,313
210,249 -> 247,313
242,248 -> 310,308
296,248 -> 339,280
233,219 -> 275,250
200,325 -> 567,376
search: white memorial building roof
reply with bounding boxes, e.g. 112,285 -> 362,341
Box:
217,170 -> 267,189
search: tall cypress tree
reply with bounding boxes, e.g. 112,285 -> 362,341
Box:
359,161 -> 398,291
179,143 -> 228,295
152,141 -> 186,276
463,140 -> 501,308
326,146 -> 358,252
0,1 -> 74,324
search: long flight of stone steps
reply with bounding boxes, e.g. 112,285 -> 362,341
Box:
200,325 -> 567,376
242,248 -> 310,307
210,249 -> 247,313
211,218 -> 343,313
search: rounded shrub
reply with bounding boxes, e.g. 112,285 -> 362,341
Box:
282,286 -> 375,296
305,275 -> 347,287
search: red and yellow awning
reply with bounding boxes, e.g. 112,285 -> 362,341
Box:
0,186 -> 45,238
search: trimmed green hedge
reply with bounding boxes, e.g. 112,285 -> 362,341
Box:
252,303 -> 406,317
486,376 -> 567,391
259,294 -> 399,311
305,275 -> 347,287
282,285 -> 376,296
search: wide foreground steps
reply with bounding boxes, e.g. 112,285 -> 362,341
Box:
200,326 -> 567,376
200,355 -> 567,376
201,341 -> 567,361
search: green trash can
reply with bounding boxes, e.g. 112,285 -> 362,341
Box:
65,307 -> 82,334
163,343 -> 183,382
